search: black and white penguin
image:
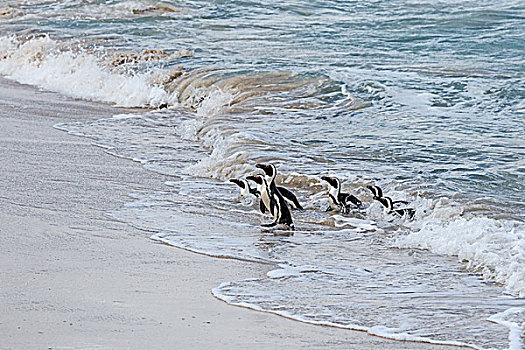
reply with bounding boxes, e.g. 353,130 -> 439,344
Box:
366,185 -> 383,199
377,196 -> 415,220
256,163 -> 303,210
230,178 -> 259,197
321,176 -> 362,213
366,185 -> 409,206
230,178 -> 267,214
246,174 -> 294,229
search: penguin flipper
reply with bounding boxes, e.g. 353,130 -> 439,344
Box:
340,193 -> 362,209
259,199 -> 267,214
348,194 -> 362,207
269,196 -> 277,217
277,186 -> 303,210
276,196 -> 295,229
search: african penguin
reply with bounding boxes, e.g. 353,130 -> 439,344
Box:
255,163 -> 304,210
230,178 -> 259,198
366,185 -> 409,206
366,185 -> 383,199
321,176 -> 362,213
377,196 -> 415,220
246,174 -> 294,229
230,178 -> 266,213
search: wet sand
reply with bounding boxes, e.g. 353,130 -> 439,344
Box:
0,77 -> 460,349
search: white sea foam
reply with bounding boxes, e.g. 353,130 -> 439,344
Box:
190,87 -> 233,118
366,325 -> 482,349
351,185 -> 525,298
267,264 -> 302,278
181,89 -> 256,179
185,135 -> 252,179
3,0 -> 182,21
488,307 -> 525,350
212,283 -> 483,349
0,35 -> 176,108
396,213 -> 525,298
110,0 -> 181,16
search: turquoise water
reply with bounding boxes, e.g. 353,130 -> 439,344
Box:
1,1 -> 524,348
3,0 -> 523,217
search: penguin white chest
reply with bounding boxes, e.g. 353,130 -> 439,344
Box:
328,187 -> 339,208
260,188 -> 271,212
240,186 -> 248,197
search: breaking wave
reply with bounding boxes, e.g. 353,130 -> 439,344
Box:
397,214 -> 525,297
0,35 -> 175,107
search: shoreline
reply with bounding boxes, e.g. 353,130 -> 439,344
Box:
0,77 -> 460,349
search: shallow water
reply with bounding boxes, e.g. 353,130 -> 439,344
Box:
1,1 -> 524,348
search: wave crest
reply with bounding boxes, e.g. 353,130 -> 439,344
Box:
396,215 -> 525,297
0,35 -> 178,108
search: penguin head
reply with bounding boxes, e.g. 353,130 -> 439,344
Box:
321,176 -> 340,189
256,163 -> 276,182
229,178 -> 246,189
367,185 -> 383,199
246,174 -> 265,187
377,196 -> 394,210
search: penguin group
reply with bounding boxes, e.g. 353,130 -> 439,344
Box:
230,163 -> 415,230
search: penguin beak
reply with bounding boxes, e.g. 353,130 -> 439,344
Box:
255,163 -> 266,170
246,175 -> 256,181
321,176 -> 329,182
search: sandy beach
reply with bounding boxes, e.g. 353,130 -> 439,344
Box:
0,77 -> 465,349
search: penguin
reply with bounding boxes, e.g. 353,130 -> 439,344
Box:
366,185 -> 410,205
321,176 -> 362,213
229,178 -> 267,214
366,185 -> 383,200
377,196 -> 415,220
230,178 -> 259,197
230,178 -> 266,213
246,174 -> 294,229
255,163 -> 303,210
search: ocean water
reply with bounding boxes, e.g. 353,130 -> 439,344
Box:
1,1 -> 524,348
